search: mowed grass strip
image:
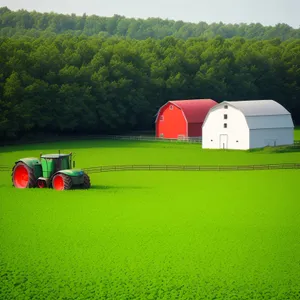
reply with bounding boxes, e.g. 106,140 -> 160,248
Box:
0,139 -> 300,299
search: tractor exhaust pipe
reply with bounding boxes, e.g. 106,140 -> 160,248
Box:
70,152 -> 75,168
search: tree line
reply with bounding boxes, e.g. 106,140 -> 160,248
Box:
0,7 -> 299,141
0,33 -> 299,140
0,6 -> 300,41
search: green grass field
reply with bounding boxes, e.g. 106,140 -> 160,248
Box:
294,126 -> 300,140
1,136 -> 300,300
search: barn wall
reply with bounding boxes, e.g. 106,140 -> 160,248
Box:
249,128 -> 294,148
202,105 -> 249,150
246,115 -> 294,129
156,103 -> 187,138
188,122 -> 203,137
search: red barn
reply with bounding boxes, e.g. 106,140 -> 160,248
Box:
155,99 -> 217,139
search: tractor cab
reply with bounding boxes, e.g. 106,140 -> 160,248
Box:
40,153 -> 74,178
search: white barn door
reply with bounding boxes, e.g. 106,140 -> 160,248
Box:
219,134 -> 228,149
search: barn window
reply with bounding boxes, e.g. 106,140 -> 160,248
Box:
160,115 -> 164,121
224,123 -> 227,128
211,139 -> 213,142
236,140 -> 239,142
169,105 -> 173,110
224,114 -> 228,119
224,105 -> 228,109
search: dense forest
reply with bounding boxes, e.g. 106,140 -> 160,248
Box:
0,7 -> 300,140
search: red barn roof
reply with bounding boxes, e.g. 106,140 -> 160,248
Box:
155,99 -> 218,123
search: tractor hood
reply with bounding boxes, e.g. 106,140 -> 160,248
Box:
57,169 -> 84,177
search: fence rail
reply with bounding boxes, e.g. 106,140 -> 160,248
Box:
81,163 -> 300,174
1,133 -> 300,147
0,165 -> 11,172
91,135 -> 203,143
1,163 -> 299,174
0,134 -> 202,146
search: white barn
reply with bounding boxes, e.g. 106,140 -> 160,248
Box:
202,100 -> 294,150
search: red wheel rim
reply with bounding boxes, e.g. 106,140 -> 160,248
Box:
53,175 -> 64,190
13,165 -> 29,188
38,180 -> 45,188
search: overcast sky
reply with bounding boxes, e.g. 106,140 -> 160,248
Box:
1,0 -> 299,28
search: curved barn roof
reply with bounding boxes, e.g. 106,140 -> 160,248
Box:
223,100 -> 291,116
155,99 -> 217,123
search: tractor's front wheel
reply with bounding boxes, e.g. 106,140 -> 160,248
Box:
52,174 -> 72,191
82,173 -> 91,189
12,162 -> 36,188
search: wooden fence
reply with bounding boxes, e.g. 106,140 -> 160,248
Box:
81,163 -> 300,174
0,134 -> 202,146
2,134 -> 300,147
0,165 -> 10,172
1,163 -> 300,174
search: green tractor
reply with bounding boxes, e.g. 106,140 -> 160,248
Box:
11,152 -> 91,190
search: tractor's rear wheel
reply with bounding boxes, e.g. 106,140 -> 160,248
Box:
12,162 -> 36,188
52,174 -> 72,191
82,173 -> 91,189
